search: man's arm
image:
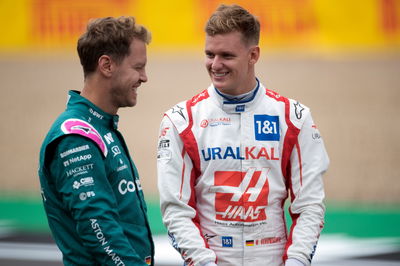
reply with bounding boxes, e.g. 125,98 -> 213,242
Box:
285,113 -> 329,265
50,135 -> 148,265
157,115 -> 217,266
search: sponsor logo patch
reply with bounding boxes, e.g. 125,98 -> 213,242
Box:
222,236 -> 233,247
89,108 -> 104,120
254,115 -> 280,141
90,219 -> 126,264
210,168 -> 270,222
73,177 -> 94,189
66,163 -> 94,177
253,237 -> 282,246
201,146 -> 279,161
266,89 -> 281,99
111,146 -> 121,157
294,101 -> 305,119
117,164 -> 128,172
118,179 -> 142,195
63,153 -> 92,167
59,144 -> 90,158
79,191 -> 95,200
311,124 -> 322,141
235,105 -> 245,112
160,127 -> 170,137
157,137 -> 171,161
200,117 -> 231,128
61,119 -> 107,156
158,139 -> 170,149
172,105 -> 186,120
192,90 -> 209,105
103,132 -> 114,145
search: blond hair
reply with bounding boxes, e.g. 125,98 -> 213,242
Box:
205,4 -> 260,46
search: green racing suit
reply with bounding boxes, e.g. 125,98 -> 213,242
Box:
38,90 -> 154,265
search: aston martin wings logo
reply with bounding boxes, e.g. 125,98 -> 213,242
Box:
61,119 -> 108,157
294,101 -> 305,119
71,125 -> 93,134
172,105 -> 186,121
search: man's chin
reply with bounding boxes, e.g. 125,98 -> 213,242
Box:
211,80 -> 227,90
123,99 -> 137,108
129,95 -> 137,107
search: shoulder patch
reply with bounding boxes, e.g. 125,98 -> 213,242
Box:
288,99 -> 310,128
165,101 -> 190,133
190,89 -> 209,106
171,104 -> 187,121
60,119 -> 108,157
265,89 -> 285,101
293,101 -> 305,119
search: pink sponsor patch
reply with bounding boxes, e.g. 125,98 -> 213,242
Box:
61,119 -> 108,157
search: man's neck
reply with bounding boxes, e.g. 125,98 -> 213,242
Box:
80,79 -> 117,115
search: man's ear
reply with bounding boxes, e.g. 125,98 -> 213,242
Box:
98,55 -> 114,78
249,46 -> 260,65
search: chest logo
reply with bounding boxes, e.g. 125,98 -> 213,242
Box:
111,146 -> 122,157
254,115 -> 280,141
210,168 -> 270,222
104,132 -> 114,145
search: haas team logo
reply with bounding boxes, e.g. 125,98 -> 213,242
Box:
210,168 -> 269,222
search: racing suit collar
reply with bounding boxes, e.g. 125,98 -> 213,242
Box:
67,90 -> 119,129
211,78 -> 263,114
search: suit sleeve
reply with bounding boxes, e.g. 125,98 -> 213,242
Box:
49,135 -> 148,265
285,112 -> 329,265
157,115 -> 217,266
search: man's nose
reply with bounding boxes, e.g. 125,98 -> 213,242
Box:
140,70 -> 148,83
211,56 -> 223,70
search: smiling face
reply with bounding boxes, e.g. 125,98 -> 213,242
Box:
110,39 -> 148,109
205,31 -> 259,96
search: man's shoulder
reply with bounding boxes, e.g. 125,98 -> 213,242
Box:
42,113 -> 108,157
166,88 -> 210,119
189,88 -> 210,107
264,88 -> 310,128
163,88 -> 211,133
165,100 -> 189,125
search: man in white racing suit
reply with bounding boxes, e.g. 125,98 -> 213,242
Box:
157,4 -> 329,266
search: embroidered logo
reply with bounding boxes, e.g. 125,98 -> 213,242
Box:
61,119 -> 108,157
210,168 -> 270,222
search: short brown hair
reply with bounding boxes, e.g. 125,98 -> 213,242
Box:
205,4 -> 260,46
77,16 -> 151,77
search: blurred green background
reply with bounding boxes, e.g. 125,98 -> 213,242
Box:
1,194 -> 399,239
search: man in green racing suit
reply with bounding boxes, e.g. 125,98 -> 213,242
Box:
38,16 -> 154,265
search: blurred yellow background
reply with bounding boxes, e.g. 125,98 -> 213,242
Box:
1,0 -> 400,52
0,0 -> 399,204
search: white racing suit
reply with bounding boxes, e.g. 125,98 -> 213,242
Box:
157,80 -> 329,266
